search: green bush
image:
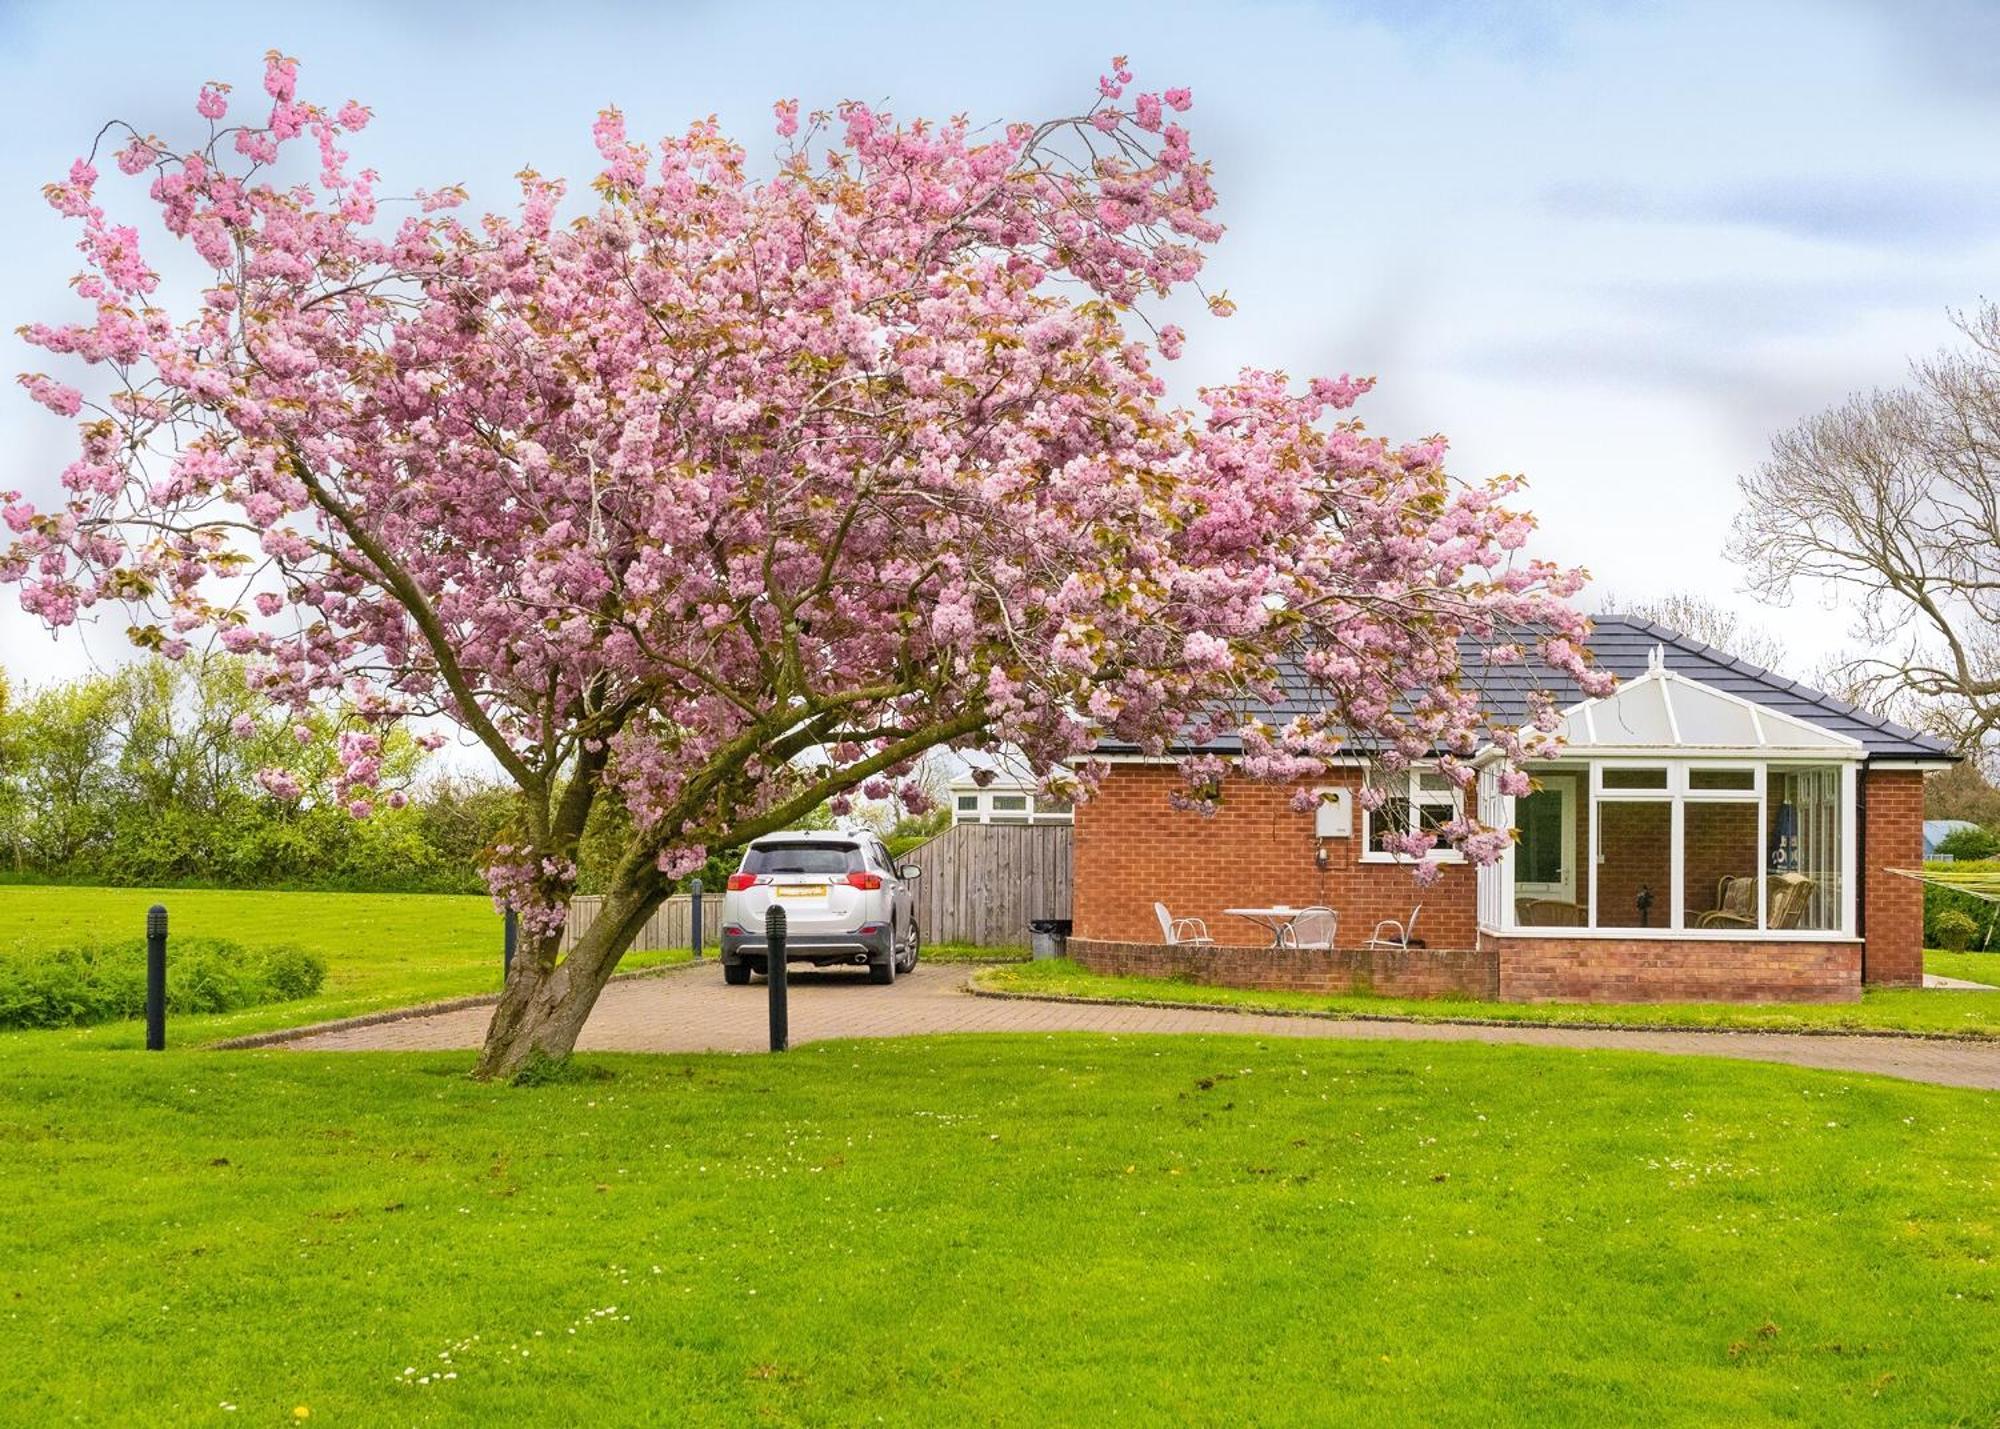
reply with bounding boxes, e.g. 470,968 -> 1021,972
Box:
1933,909 -> 1979,952
0,936 -> 326,1030
1922,860 -> 2000,949
1937,825 -> 2000,862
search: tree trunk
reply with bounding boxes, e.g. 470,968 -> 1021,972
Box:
472,880 -> 666,1080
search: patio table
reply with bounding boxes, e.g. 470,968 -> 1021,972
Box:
1222,906 -> 1308,947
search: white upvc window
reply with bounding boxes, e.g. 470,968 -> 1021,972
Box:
1362,766 -> 1465,863
950,789 -> 1075,827
1493,757 -> 1856,939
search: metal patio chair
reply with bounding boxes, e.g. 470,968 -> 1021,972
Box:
1365,904 -> 1421,952
1155,901 -> 1214,946
1278,906 -> 1338,950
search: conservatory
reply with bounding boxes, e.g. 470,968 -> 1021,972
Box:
1475,655 -> 1861,940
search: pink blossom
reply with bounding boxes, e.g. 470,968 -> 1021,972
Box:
197,85 -> 229,121
773,99 -> 799,138
19,375 -> 82,417
0,53 -> 1598,1014
262,52 -> 298,103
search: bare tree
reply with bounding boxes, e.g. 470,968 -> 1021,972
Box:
1730,301 -> 2000,754
1600,590 -> 1790,672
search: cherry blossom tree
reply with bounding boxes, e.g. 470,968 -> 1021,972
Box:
3,54 -> 1604,1076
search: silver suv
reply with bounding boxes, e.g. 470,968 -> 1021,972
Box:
720,831 -> 921,985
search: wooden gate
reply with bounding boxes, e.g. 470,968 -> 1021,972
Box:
904,822 -> 1072,947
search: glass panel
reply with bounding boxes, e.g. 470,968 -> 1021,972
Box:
1601,766 -> 1668,791
1595,800 -> 1672,929
1371,774 -> 1457,853
991,795 -> 1028,811
1668,681 -> 1761,745
1768,765 -> 1843,931
1595,679 -> 1677,744
1689,768 -> 1754,792
743,843 -> 862,875
1513,766 -> 1586,925
1684,802 -> 1761,929
1520,791 -> 1566,883
956,795 -> 979,811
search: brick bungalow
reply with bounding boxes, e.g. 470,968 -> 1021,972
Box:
1070,618 -> 1956,1004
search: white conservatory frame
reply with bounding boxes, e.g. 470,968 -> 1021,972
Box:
1475,656 -> 1864,941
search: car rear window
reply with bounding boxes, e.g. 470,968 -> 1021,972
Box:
742,842 -> 861,876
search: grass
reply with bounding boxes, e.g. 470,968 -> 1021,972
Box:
0,1035 -> 1994,1423
975,956 -> 2000,1038
1923,948 -> 2000,985
0,885 -> 692,1047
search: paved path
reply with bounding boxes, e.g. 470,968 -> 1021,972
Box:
280,962 -> 2000,1090
1926,972 -> 2000,991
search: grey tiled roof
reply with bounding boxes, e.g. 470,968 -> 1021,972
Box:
1096,616 -> 1956,762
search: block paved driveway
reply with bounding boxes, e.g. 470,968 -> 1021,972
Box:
281,961 -> 2000,1090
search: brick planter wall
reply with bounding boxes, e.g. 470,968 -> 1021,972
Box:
1067,937 -> 1500,1000
1494,936 -> 1861,1003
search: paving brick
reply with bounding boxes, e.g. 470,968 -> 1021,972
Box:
279,962 -> 2000,1090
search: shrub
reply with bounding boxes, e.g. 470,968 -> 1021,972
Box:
1936,826 -> 2000,862
1921,862 -> 2000,949
0,936 -> 326,1030
1933,909 -> 1979,952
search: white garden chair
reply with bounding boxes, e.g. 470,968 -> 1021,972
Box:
1154,902 -> 1213,946
1278,906 -> 1338,950
1365,905 -> 1421,951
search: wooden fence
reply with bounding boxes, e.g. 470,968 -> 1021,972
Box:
559,823 -> 1071,953
905,822 -> 1071,947
560,892 -> 723,955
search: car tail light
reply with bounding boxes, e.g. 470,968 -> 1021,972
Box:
845,871 -> 883,890
726,872 -> 756,891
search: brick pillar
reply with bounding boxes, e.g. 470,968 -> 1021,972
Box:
1861,767 -> 1925,987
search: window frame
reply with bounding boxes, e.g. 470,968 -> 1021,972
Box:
1514,775 -> 1577,900
1360,765 -> 1467,865
1488,757 -> 1857,940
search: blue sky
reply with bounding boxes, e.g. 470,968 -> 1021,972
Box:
2,0 -> 1996,685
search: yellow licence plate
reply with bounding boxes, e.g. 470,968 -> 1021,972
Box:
776,884 -> 828,898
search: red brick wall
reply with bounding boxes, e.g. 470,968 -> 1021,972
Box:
1594,800 -> 1672,928
1862,767 -> 1925,987
1071,764 -> 1473,949
1068,938 -> 1499,999
1495,935 -> 1860,1003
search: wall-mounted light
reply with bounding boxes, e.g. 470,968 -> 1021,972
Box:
1314,843 -> 1331,871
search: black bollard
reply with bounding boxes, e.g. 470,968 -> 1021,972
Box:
145,903 -> 168,1052
503,907 -> 519,982
689,879 -> 704,962
765,904 -> 788,1052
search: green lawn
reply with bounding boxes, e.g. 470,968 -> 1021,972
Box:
0,885 -> 693,1047
1924,948 -> 2000,985
975,955 -> 2000,1038
0,1035 -> 1993,1423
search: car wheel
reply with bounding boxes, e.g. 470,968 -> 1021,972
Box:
723,961 -> 751,986
900,925 -> 920,973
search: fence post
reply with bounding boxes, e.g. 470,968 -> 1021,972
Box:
765,904 -> 788,1052
503,907 -> 518,982
689,879 -> 703,961
145,904 -> 168,1052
